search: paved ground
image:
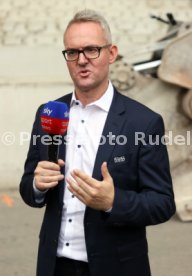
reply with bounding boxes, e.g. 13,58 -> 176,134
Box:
0,188 -> 192,276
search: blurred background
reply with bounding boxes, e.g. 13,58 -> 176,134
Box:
0,0 -> 192,275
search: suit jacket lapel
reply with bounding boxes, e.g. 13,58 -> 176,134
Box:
92,89 -> 127,180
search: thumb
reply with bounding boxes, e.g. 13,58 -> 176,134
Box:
58,159 -> 65,167
101,162 -> 111,180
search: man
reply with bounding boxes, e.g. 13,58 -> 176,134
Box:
20,9 -> 176,276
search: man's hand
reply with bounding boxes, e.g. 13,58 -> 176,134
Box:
66,162 -> 114,211
34,159 -> 65,191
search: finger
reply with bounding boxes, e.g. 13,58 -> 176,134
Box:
58,159 -> 65,167
66,176 -> 80,191
34,165 -> 64,177
36,169 -> 63,177
37,174 -> 64,184
66,176 -> 89,198
38,161 -> 61,171
101,162 -> 111,180
70,171 -> 95,196
72,169 -> 98,188
36,181 -> 59,191
67,184 -> 87,204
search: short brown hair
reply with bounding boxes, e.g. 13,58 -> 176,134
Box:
64,9 -> 112,44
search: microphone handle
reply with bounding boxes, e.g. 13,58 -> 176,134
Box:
48,135 -> 58,163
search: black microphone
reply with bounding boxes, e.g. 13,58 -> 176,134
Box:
40,101 -> 69,162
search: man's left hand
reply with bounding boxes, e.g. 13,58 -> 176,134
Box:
66,162 -> 114,211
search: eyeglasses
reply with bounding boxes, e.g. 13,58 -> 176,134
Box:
62,44 -> 111,61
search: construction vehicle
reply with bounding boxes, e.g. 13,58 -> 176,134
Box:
110,14 -> 192,221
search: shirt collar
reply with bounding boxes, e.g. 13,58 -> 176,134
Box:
70,81 -> 114,112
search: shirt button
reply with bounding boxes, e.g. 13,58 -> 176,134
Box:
76,102 -> 79,105
77,145 -> 81,148
68,219 -> 72,223
72,195 -> 75,198
66,243 -> 70,246
81,120 -> 85,123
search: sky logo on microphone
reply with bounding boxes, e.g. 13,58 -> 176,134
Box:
42,107 -> 53,116
40,101 -> 69,135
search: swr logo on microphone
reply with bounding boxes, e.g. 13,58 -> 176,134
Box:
43,107 -> 53,116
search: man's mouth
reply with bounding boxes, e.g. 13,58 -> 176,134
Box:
79,70 -> 91,77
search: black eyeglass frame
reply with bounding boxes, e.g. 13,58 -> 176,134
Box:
62,44 -> 111,61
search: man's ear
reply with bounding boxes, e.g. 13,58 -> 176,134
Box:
109,44 -> 118,64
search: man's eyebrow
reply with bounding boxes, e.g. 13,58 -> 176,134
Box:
65,47 -> 78,51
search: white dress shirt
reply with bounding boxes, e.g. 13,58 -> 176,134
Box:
57,82 -> 114,261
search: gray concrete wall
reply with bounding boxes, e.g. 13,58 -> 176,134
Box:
0,0 -> 192,189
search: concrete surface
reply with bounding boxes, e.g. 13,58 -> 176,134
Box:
0,188 -> 192,276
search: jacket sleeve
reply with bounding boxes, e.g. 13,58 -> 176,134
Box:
106,115 -> 176,226
19,105 -> 48,208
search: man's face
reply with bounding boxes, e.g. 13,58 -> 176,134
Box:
64,22 -> 117,93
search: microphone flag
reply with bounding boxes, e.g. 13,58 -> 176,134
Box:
40,101 -> 69,135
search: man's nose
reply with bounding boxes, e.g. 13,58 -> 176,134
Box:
78,52 -> 88,64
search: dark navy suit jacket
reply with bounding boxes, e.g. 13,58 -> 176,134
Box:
20,88 -> 176,276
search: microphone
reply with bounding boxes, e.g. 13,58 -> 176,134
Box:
40,101 -> 69,163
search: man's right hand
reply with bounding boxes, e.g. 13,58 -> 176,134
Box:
34,159 -> 65,191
